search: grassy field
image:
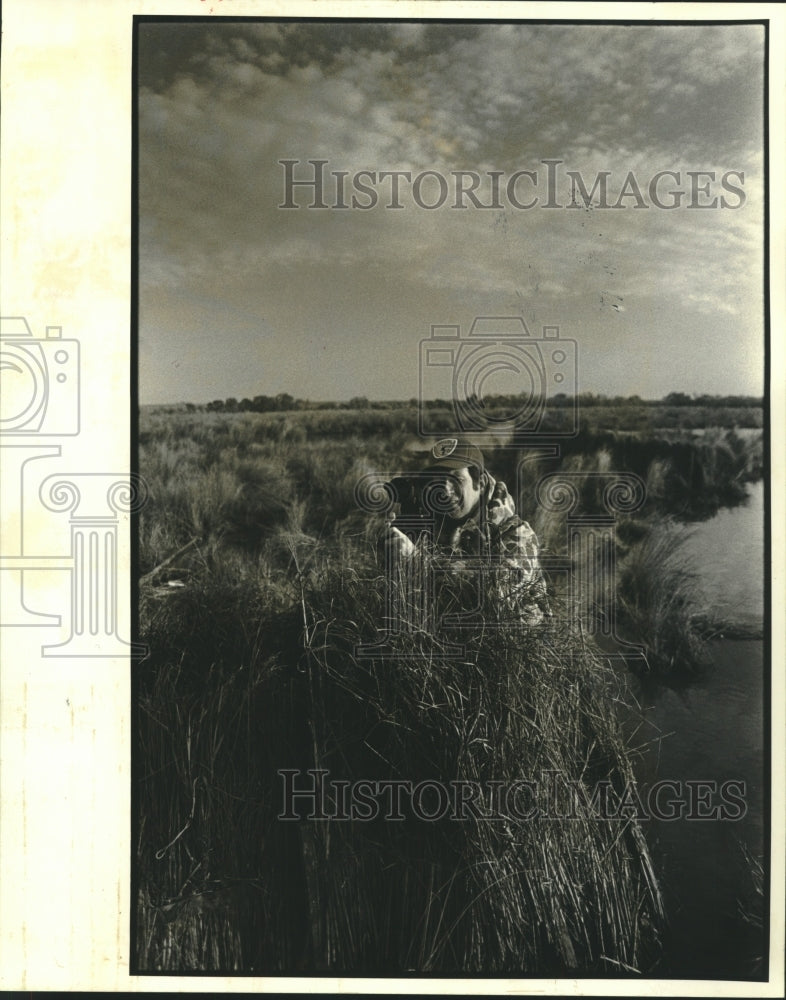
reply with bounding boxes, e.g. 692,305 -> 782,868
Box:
135,402 -> 763,973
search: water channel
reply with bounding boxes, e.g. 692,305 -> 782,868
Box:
630,479 -> 766,978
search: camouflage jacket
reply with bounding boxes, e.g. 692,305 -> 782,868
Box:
385,476 -> 551,626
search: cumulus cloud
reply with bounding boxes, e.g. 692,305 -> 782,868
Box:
137,20 -> 764,403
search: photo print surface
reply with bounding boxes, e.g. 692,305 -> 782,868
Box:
134,15 -> 770,981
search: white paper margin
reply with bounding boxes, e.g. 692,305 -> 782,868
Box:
1,1 -> 783,994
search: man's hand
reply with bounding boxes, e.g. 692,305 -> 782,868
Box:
487,479 -> 516,526
382,515 -> 416,560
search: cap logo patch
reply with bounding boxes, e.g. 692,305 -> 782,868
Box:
432,438 -> 458,459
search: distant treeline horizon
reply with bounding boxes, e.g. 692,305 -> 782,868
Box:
143,391 -> 764,414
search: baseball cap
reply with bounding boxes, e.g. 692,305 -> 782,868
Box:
423,437 -> 485,472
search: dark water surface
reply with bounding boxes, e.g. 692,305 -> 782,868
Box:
630,480 -> 766,978
633,640 -> 765,978
680,479 -> 765,628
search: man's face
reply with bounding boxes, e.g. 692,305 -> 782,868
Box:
427,465 -> 482,521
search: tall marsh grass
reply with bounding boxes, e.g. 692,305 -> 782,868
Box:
293,557 -> 664,973
135,405 -> 762,973
136,541 -> 664,973
615,521 -> 713,677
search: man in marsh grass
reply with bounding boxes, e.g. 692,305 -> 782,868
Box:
382,437 -> 551,626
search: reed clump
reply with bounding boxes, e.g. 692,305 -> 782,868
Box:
136,568 -> 307,972
290,552 -> 664,973
615,520 -> 713,677
136,540 -> 664,973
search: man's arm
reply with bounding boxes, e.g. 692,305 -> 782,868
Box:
495,519 -> 552,619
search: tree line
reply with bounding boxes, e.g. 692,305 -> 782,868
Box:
194,391 -> 763,414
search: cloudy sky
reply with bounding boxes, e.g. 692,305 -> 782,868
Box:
137,19 -> 764,404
